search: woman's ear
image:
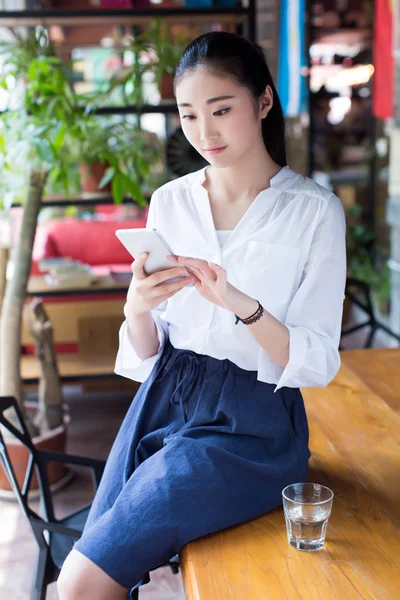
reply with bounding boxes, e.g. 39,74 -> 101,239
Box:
260,85 -> 273,119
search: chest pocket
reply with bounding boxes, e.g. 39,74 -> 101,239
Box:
239,241 -> 301,309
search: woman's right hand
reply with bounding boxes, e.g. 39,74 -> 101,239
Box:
127,252 -> 193,316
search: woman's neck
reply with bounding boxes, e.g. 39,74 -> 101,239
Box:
203,151 -> 282,204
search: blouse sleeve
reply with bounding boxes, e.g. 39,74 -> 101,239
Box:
114,189 -> 169,383
266,193 -> 347,392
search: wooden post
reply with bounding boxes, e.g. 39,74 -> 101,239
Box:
0,246 -> 9,318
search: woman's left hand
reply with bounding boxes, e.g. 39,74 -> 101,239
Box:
166,255 -> 235,310
166,255 -> 260,319
167,256 -> 233,308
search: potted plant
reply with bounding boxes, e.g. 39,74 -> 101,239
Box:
0,28 -> 77,426
0,27 -> 151,492
0,28 -> 78,492
70,113 -> 158,203
345,203 -> 391,320
138,20 -> 190,101
105,41 -> 149,109
100,119 -> 166,197
77,120 -> 115,194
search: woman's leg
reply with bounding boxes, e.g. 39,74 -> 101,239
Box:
57,342 -> 184,598
81,341 -> 179,533
69,427 -> 304,597
59,349 -> 310,598
57,550 -> 129,600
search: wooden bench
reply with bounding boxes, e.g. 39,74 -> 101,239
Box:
180,347 -> 400,599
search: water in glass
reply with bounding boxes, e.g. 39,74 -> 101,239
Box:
284,504 -> 331,551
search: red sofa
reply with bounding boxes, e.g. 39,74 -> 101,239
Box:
23,213 -> 149,356
31,212 -> 148,276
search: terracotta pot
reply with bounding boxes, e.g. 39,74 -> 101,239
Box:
160,73 -> 175,100
0,403 -> 70,493
80,162 -> 112,193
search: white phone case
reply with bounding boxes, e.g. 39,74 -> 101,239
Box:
115,228 -> 192,286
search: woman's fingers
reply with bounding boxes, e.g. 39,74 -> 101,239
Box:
131,253 -> 148,280
166,255 -> 225,286
150,267 -> 190,286
208,262 -> 225,278
153,276 -> 193,301
176,256 -> 208,269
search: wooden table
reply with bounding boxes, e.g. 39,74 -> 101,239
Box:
180,348 -> 400,599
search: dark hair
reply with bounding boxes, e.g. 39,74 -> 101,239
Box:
174,31 -> 287,167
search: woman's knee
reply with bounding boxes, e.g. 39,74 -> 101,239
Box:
57,548 -> 128,600
57,549 -> 89,600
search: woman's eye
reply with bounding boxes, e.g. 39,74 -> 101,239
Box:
181,108 -> 231,120
214,108 -> 230,116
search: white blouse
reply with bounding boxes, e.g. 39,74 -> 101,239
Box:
215,230 -> 232,247
115,165 -> 347,392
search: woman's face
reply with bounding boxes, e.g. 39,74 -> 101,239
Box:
175,67 -> 269,167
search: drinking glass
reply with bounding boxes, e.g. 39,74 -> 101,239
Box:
282,482 -> 334,551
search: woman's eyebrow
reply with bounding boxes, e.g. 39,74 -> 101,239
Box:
178,95 -> 236,107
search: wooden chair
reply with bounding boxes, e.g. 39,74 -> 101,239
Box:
0,396 -> 179,600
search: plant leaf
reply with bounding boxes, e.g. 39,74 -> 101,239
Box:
112,173 -> 125,205
123,175 -> 145,205
52,122 -> 66,152
98,166 -> 115,189
31,138 -> 54,164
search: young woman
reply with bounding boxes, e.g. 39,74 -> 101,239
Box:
58,31 -> 346,600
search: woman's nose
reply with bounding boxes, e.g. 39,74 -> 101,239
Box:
199,119 -> 219,146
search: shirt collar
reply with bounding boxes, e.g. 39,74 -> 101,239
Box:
192,164 -> 297,193
190,165 -> 296,257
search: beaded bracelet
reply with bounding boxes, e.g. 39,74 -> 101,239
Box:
234,301 -> 264,325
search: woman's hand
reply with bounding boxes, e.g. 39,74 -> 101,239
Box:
127,253 -> 193,316
166,254 -> 256,316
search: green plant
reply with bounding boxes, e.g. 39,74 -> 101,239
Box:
0,28 -> 150,435
147,20 -> 189,90
106,43 -> 150,109
94,22 -> 190,105
0,28 -> 77,434
69,114 -> 163,202
104,120 -> 164,197
346,204 -> 391,315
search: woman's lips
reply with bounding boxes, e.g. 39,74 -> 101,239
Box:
204,146 -> 227,155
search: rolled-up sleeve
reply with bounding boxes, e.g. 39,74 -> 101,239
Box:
114,189 -> 170,382
114,301 -> 168,382
273,193 -> 347,391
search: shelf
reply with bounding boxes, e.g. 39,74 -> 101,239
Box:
27,275 -> 130,298
11,190 -> 151,208
94,103 -> 178,115
310,26 -> 371,34
329,169 -> 369,185
310,27 -> 371,45
21,352 -> 118,383
0,7 -> 248,27
0,102 -> 178,117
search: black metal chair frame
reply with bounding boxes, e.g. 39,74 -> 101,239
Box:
340,277 -> 400,349
0,396 -> 179,600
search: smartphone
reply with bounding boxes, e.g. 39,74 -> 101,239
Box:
115,227 -> 193,286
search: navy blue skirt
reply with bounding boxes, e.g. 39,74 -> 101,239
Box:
73,339 -> 311,597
